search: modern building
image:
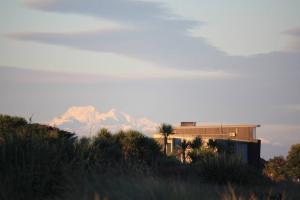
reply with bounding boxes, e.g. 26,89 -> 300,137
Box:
154,122 -> 261,168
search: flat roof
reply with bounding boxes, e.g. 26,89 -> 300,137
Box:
175,124 -> 260,129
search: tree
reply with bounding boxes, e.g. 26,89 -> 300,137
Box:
115,130 -> 161,165
224,140 -> 235,156
190,137 -> 202,149
158,123 -> 174,155
207,139 -> 234,155
286,144 -> 300,181
207,139 -> 218,152
180,139 -> 190,164
263,156 -> 287,182
188,147 -> 216,164
92,128 -> 122,166
96,128 -> 112,139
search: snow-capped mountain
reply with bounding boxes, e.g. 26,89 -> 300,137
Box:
49,106 -> 158,137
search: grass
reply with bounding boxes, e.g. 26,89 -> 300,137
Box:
59,171 -> 300,200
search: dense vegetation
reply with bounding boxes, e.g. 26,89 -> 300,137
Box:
263,145 -> 300,183
0,114 -> 299,200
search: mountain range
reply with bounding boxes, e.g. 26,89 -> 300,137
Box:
49,106 -> 158,137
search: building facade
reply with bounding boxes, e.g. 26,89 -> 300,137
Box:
154,122 -> 261,168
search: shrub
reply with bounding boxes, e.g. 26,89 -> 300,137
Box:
116,130 -> 162,166
0,115 -> 77,200
192,154 -> 261,184
286,144 -> 300,181
189,147 -> 216,164
263,156 -> 287,182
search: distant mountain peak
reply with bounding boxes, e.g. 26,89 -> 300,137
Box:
49,106 -> 158,136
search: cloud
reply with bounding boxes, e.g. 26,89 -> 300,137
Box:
258,124 -> 300,159
14,0 -> 234,70
26,0 -> 167,23
260,137 -> 282,147
10,0 -> 299,75
0,66 -> 235,82
284,27 -> 300,52
285,27 -> 300,37
286,104 -> 300,112
260,137 -> 271,144
0,66 -> 109,84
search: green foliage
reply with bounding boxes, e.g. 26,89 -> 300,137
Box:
193,154 -> 260,184
190,136 -> 202,149
0,114 -> 27,130
1,114 -> 299,199
189,147 -> 216,164
158,123 -> 174,155
0,115 -> 163,199
118,130 -> 162,166
263,156 -> 287,182
264,144 -> 300,183
207,139 -> 217,149
158,123 -> 174,136
180,139 -> 189,163
62,173 -> 300,200
188,139 -> 261,184
157,155 -> 181,167
91,129 -> 122,168
286,144 -> 300,180
207,139 -> 235,155
0,115 -> 77,200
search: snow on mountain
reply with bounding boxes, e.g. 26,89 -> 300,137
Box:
49,106 -> 158,136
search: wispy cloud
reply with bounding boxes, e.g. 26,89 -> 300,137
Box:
285,27 -> 300,37
258,124 -> 300,158
260,137 -> 282,147
10,0 -> 299,75
284,27 -> 300,52
15,0 -> 232,70
286,104 -> 300,112
0,66 -> 235,83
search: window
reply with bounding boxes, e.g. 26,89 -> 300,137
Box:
229,132 -> 236,137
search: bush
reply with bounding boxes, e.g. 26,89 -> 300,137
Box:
286,144 -> 300,181
192,154 -> 262,184
263,156 -> 287,182
2,114 -> 297,200
189,147 -> 216,164
0,115 -> 77,200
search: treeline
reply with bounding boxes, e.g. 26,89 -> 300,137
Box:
0,115 -> 165,199
0,114 -> 299,200
263,145 -> 300,183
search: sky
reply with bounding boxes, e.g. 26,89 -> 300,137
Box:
0,0 -> 300,159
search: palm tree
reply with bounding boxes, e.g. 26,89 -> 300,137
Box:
158,123 -> 174,155
191,136 -> 203,149
180,139 -> 190,164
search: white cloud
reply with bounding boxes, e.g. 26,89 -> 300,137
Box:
260,137 -> 271,144
114,67 -> 237,80
284,27 -> 300,52
286,104 -> 300,112
260,137 -> 282,147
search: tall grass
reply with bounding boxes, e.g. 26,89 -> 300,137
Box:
60,173 -> 300,200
